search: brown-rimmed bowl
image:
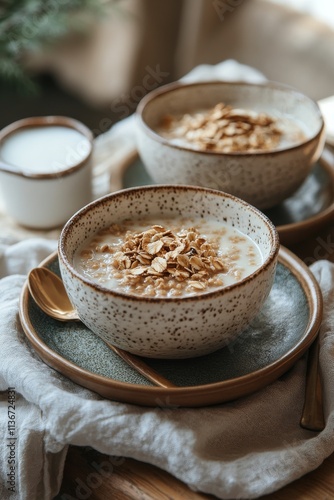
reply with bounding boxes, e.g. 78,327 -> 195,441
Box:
58,185 -> 279,359
136,81 -> 325,210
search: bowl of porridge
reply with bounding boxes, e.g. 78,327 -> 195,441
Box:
136,81 -> 325,210
58,185 -> 279,359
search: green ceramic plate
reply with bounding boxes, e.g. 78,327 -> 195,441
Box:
19,247 -> 322,407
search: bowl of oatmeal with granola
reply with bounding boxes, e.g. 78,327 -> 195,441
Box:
136,81 -> 325,210
58,185 -> 279,359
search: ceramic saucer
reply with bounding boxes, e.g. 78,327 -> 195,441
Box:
111,148 -> 334,247
19,247 -> 322,407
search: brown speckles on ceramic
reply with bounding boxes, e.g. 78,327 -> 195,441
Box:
136,81 -> 325,210
58,185 -> 279,359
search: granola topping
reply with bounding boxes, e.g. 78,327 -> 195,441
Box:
158,103 -> 306,153
75,218 -> 262,297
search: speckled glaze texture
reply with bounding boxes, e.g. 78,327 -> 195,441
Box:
136,81 -> 325,210
58,185 -> 279,359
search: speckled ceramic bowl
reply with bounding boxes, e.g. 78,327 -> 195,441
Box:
136,81 -> 325,210
58,185 -> 279,359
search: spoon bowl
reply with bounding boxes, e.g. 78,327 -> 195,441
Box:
28,267 -> 79,321
27,267 -> 175,388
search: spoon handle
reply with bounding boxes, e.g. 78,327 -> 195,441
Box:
28,266 -> 176,389
105,341 -> 176,388
300,334 -> 325,431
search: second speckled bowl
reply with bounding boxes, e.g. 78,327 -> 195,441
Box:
58,185 -> 279,359
136,81 -> 325,210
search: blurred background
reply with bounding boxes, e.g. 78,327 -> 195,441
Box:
1,0 -> 334,135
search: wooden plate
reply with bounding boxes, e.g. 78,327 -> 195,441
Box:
111,148 -> 334,247
19,247 -> 322,407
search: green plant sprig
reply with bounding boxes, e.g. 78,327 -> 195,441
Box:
0,0 -> 109,91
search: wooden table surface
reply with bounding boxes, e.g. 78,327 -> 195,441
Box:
59,445 -> 334,499
57,151 -> 334,500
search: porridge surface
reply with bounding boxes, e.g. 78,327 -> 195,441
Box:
157,103 -> 306,153
74,217 -> 263,298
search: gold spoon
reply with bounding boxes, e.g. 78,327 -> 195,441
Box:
27,267 -> 176,389
300,334 -> 325,431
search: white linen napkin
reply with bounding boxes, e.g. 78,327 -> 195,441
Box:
1,60 -> 333,500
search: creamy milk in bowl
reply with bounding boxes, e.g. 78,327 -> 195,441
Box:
136,81 -> 325,209
59,185 -> 280,359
